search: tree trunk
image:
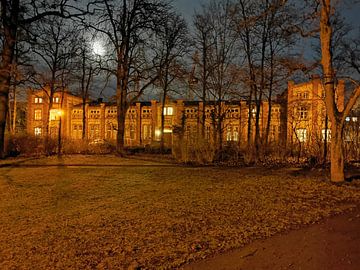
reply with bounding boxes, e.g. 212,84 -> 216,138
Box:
320,0 -> 345,182
330,123 -> 344,182
116,107 -> 126,155
160,94 -> 166,152
0,1 -> 18,158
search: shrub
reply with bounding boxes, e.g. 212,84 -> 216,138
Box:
5,134 -> 48,157
172,137 -> 215,165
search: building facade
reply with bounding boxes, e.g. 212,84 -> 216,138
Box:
26,78 -> 348,149
286,78 -> 344,146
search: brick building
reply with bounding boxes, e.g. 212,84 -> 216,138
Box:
286,78 -> 344,146
26,78 -> 346,148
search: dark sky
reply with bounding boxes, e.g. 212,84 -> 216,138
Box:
173,0 -> 360,28
172,0 -> 206,25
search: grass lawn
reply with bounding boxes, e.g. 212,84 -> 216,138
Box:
0,155 -> 359,269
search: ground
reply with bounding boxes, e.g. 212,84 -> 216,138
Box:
0,155 -> 359,269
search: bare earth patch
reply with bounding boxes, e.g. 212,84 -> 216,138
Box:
0,155 -> 359,269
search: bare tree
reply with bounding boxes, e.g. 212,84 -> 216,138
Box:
155,13 -> 189,151
88,0 -> 171,155
0,0 -> 95,158
193,0 -> 240,151
193,10 -> 214,139
320,0 -> 360,182
30,16 -> 79,154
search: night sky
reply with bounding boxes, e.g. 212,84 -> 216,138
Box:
173,0 -> 360,28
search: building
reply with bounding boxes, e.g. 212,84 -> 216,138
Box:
286,77 -> 344,147
26,78 -> 346,149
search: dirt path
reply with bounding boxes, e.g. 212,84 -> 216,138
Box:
182,207 -> 360,270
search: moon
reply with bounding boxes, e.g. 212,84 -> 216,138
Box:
92,40 -> 105,56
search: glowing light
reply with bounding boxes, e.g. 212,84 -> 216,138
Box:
92,40 -> 105,56
155,130 -> 162,137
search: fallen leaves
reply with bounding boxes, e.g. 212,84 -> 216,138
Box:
0,155 -> 359,269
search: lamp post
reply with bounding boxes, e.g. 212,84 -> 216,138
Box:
57,110 -> 63,156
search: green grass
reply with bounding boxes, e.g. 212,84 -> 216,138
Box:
0,155 -> 359,269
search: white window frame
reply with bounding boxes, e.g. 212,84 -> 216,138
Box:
34,127 -> 42,136
296,129 -> 307,142
322,129 -> 331,142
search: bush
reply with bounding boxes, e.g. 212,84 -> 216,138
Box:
213,143 -> 245,166
5,134 -> 48,157
62,139 -> 116,154
172,137 -> 215,165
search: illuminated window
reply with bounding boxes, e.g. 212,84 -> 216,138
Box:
296,129 -> 307,142
322,129 -> 331,142
226,127 -> 232,141
346,117 -> 351,122
298,106 -> 308,120
163,107 -> 173,116
34,97 -> 43,103
53,97 -> 60,103
233,127 -> 239,141
34,109 -> 42,120
352,117 -> 358,122
50,109 -> 61,120
34,127 -> 42,136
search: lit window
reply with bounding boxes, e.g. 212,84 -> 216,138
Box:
346,117 -> 351,122
322,129 -> 331,142
50,109 -> 62,120
34,127 -> 42,136
233,127 -> 239,141
352,117 -> 358,122
35,97 -> 43,103
298,106 -> 308,120
226,127 -> 232,141
303,92 -> 309,99
53,97 -> 60,103
163,107 -> 173,116
296,129 -> 307,142
34,109 -> 42,120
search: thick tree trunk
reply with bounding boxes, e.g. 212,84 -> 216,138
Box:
0,0 -> 18,158
0,90 -> 8,159
330,123 -> 344,182
116,110 -> 126,155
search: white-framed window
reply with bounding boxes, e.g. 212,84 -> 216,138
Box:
296,129 -> 307,142
298,106 -> 308,120
322,129 -> 331,142
34,97 -> 43,103
34,109 -> 42,120
163,107 -> 173,116
34,127 -> 42,136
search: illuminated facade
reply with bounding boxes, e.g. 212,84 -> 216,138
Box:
286,78 -> 344,146
26,78 -> 346,148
